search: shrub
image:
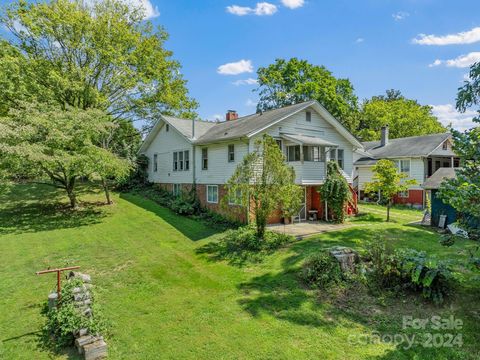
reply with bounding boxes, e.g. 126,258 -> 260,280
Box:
363,238 -> 402,289
41,278 -> 107,349
302,251 -> 344,289
397,249 -> 453,304
222,225 -> 294,253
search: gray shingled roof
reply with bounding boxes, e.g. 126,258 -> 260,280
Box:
423,167 -> 459,189
161,116 -> 216,140
194,101 -> 316,144
363,133 -> 452,157
355,133 -> 454,165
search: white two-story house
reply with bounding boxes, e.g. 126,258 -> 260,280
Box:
139,100 -> 364,223
353,126 -> 459,208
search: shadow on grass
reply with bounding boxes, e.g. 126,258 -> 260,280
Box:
0,202 -> 106,235
235,224 -> 480,359
120,193 -> 222,241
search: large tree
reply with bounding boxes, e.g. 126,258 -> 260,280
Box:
364,159 -> 417,222
0,0 -> 198,126
438,63 -> 480,225
225,135 -> 303,238
358,90 -> 445,141
255,58 -> 359,132
0,102 -> 131,208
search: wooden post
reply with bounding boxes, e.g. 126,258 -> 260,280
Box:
36,266 -> 80,303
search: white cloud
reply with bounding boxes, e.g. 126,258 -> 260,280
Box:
429,52 -> 480,68
226,5 -> 252,16
226,2 -> 277,16
281,0 -> 305,9
232,78 -> 258,86
211,114 -> 224,121
431,104 -> 477,131
392,11 -> 409,21
217,60 -> 254,75
355,37 -> 364,43
246,99 -> 257,107
413,27 -> 480,46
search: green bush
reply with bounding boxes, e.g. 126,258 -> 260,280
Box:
302,251 -> 344,289
364,238 -> 402,289
222,225 -> 294,253
41,278 -> 107,349
397,249 -> 452,304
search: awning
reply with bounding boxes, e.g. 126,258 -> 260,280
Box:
281,134 -> 338,147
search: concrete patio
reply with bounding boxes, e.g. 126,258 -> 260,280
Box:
267,221 -> 348,239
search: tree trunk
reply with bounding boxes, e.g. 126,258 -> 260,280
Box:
387,201 -> 391,222
101,178 -> 112,205
66,177 -> 78,209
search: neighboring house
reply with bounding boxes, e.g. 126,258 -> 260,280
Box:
353,126 -> 460,207
139,100 -> 363,223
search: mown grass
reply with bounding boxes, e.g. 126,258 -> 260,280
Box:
0,184 -> 479,359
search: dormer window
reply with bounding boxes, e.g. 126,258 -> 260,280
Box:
306,111 -> 312,122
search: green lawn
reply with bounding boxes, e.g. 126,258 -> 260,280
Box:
0,185 -> 479,359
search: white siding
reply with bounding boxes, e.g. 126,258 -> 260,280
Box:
195,140 -> 249,184
144,123 -> 193,184
357,157 -> 426,190
251,107 -> 356,184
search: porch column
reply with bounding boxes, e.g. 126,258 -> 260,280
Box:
451,156 -> 454,168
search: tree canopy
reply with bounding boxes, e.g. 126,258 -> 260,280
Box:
255,58 -> 359,132
225,135 -> 303,238
0,102 -> 131,208
364,159 -> 417,222
439,63 -> 480,225
357,90 -> 446,141
0,0 -> 198,125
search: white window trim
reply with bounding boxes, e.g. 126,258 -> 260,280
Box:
396,159 -> 411,176
202,148 -> 208,170
398,190 -> 409,198
206,185 -> 218,204
228,144 -> 235,163
173,150 -> 190,172
153,153 -> 158,172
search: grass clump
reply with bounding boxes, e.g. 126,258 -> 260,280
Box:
302,251 -> 344,289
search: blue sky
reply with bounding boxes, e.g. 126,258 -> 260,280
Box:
2,0 -> 479,130
150,0 -> 479,130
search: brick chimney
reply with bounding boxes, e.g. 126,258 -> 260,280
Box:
381,125 -> 389,147
226,110 -> 238,121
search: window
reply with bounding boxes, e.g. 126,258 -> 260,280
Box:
173,184 -> 181,197
394,159 -> 410,175
179,151 -> 184,171
166,124 -> 169,132
173,150 -> 190,171
303,146 -> 325,162
442,141 -> 448,150
202,148 -> 208,170
228,189 -> 242,206
337,149 -> 344,169
398,190 -> 409,198
207,185 -> 218,203
153,154 -> 158,172
306,111 -> 312,122
173,152 -> 178,171
287,145 -> 301,162
228,144 -> 235,162
184,150 -> 190,171
330,148 -> 337,162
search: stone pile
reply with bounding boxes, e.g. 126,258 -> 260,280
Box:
329,246 -> 358,272
68,272 -> 108,360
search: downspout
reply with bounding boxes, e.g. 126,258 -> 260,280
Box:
246,138 -> 251,225
192,118 -> 196,198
